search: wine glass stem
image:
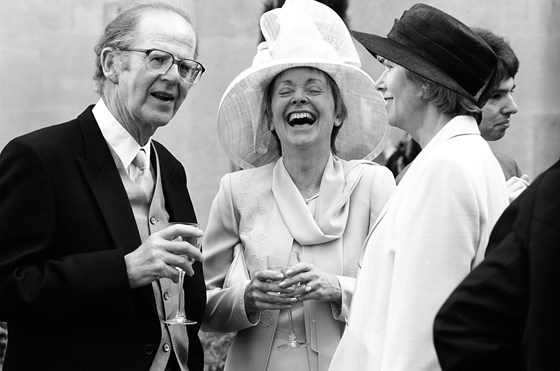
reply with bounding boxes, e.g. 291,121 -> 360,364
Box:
287,308 -> 297,339
177,269 -> 186,318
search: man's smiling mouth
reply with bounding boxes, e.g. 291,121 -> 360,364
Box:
152,92 -> 175,102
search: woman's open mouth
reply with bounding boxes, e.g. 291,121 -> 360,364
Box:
287,112 -> 316,126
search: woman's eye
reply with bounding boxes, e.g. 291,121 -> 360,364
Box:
377,56 -> 394,69
278,89 -> 293,96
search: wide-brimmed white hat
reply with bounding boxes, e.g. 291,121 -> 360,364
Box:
217,0 -> 388,169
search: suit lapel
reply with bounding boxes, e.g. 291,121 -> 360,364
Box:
76,107 -> 141,254
155,141 -> 197,224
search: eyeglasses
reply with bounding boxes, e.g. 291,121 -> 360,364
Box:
120,48 -> 205,84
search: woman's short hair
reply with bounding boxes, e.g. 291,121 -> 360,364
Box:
261,67 -> 348,155
93,1 -> 198,95
405,69 -> 482,121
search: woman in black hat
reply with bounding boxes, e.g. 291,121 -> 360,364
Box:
329,4 -> 510,371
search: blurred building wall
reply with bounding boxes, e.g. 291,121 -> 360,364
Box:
1,0 -> 559,228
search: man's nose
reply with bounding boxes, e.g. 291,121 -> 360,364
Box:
161,61 -> 183,83
503,94 -> 519,115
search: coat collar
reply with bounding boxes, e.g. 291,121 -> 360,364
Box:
360,115 -> 481,265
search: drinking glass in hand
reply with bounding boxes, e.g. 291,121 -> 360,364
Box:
267,251 -> 307,349
164,222 -> 200,326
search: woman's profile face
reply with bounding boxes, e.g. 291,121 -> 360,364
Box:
374,57 -> 422,132
269,67 -> 342,156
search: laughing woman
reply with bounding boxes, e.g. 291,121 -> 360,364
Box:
200,1 -> 394,370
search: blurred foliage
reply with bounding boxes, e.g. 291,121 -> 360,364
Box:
0,325 -> 234,370
200,331 -> 235,371
0,322 -> 6,368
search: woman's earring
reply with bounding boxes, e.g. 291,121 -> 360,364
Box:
420,85 -> 429,98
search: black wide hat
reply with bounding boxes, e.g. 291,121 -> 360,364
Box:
351,3 -> 497,107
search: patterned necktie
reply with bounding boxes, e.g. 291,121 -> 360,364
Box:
132,149 -> 154,201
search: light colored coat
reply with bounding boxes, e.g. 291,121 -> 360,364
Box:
330,116 -> 509,371
202,155 -> 395,371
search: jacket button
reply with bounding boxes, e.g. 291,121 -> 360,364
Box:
150,217 -> 158,225
144,344 -> 155,355
164,292 -> 170,300
163,343 -> 171,352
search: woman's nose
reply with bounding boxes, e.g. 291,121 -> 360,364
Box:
374,71 -> 388,92
291,90 -> 309,105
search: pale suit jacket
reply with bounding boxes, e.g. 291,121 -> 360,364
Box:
202,155 -> 395,371
330,116 -> 509,371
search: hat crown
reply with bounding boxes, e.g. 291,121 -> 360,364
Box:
254,0 -> 360,68
388,3 -> 496,100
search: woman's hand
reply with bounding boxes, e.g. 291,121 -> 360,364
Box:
279,262 -> 342,305
244,269 -> 297,314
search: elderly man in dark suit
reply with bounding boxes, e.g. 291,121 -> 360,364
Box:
0,2 -> 206,370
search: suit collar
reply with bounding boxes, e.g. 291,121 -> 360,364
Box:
93,99 -> 152,170
77,106 -> 142,253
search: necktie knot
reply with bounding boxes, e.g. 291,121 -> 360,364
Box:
134,149 -> 150,171
132,149 -> 154,200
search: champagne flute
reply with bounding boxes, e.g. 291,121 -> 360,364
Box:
267,251 -> 307,349
164,222 -> 200,326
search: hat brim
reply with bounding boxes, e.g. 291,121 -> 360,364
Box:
217,57 -> 389,169
350,30 -> 476,102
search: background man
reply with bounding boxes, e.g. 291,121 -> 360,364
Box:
476,27 -> 530,201
0,2 -> 206,370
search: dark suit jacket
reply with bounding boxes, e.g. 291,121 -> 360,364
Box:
0,106 -> 206,371
433,158 -> 560,371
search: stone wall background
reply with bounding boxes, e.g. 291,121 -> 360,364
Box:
2,0 -> 559,230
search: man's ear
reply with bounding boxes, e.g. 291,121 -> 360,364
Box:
100,47 -> 120,84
